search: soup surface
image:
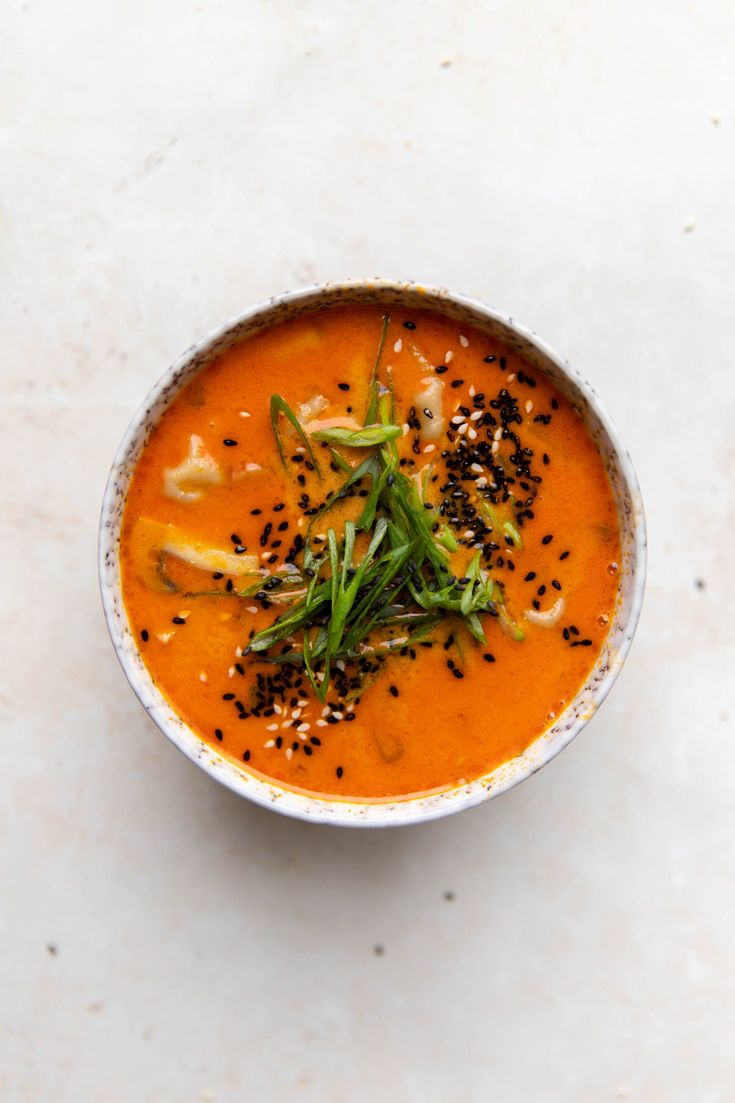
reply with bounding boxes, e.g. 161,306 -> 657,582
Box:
120,305 -> 620,800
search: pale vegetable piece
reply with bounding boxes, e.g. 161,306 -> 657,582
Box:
410,345 -> 433,373
414,375 -> 444,440
303,414 -> 362,436
524,596 -> 566,627
163,435 -> 223,502
129,517 -> 261,592
298,394 -> 329,424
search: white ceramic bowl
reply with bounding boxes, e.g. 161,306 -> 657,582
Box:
99,279 -> 646,827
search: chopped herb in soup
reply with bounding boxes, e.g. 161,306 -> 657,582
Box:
120,306 -> 620,799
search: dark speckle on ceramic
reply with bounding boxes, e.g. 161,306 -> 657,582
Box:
98,279 -> 647,828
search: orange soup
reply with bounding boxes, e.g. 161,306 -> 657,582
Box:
120,305 -> 620,799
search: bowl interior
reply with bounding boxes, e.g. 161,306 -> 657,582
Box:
99,280 -> 646,827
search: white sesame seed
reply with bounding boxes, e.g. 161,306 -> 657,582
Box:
297,723 -> 310,733
281,720 -> 293,728
321,707 -> 330,717
155,632 -> 173,645
295,446 -> 305,453
470,410 -> 483,421
246,462 -> 261,471
459,334 -> 469,347
468,427 -> 477,440
228,666 -> 235,678
291,708 -> 302,720
402,422 -> 410,435
266,723 -> 279,732
273,704 -> 282,715
316,719 -> 328,727
470,463 -> 484,473
298,732 -> 307,741
463,530 -> 475,539
247,605 -> 258,613
260,552 -> 271,561
285,748 -> 293,760
239,410 -> 251,418
423,444 -> 436,453
235,646 -> 242,657
525,400 -> 534,413
177,610 -> 191,619
199,671 -> 207,682
332,711 -> 344,721
445,350 -> 454,363
506,373 -> 516,382
469,385 -> 475,397
393,338 -> 403,353
494,427 -> 503,441
297,699 -> 308,707
476,476 -> 488,488
458,423 -> 469,435
264,739 -> 275,748
451,415 -> 465,425
491,440 -> 500,454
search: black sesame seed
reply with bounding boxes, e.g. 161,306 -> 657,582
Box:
483,355 -> 496,363
452,667 -> 464,679
230,533 -> 242,544
243,750 -> 251,762
551,397 -> 559,410
542,534 -> 553,545
222,693 -> 235,701
214,728 -> 223,742
304,745 -> 313,756
141,629 -> 149,642
451,379 -> 464,389
551,579 -> 562,591
337,382 -> 350,391
524,571 -> 536,582
223,439 -> 237,447
389,685 -> 399,698
172,616 -> 186,624
543,453 -> 550,465
273,503 -> 285,512
251,508 -> 262,515
336,766 -> 344,778
537,585 -> 546,597
559,550 -> 570,561
226,579 -> 234,592
483,653 -> 495,663
435,365 -> 448,374
423,407 -> 434,419
403,320 -> 417,330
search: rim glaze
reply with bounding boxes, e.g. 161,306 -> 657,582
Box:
99,279 -> 647,827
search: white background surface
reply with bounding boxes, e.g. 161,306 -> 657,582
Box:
2,2 -> 734,1100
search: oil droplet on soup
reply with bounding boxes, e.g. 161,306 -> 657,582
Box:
120,306 -> 621,800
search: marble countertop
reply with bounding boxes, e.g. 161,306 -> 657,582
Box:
3,2 -> 734,1100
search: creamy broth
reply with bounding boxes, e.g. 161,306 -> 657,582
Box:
120,306 -> 620,799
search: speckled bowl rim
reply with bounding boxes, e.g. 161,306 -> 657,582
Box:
99,279 -> 646,828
